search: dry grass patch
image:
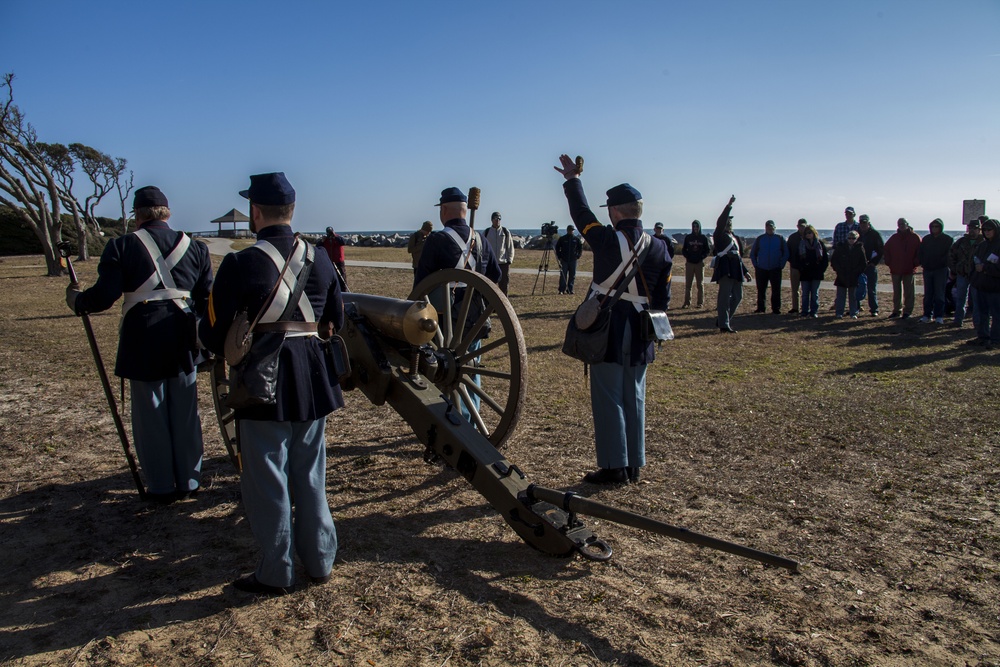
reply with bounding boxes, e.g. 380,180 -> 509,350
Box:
0,248 -> 997,666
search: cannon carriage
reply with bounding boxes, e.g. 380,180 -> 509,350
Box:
210,268 -> 798,570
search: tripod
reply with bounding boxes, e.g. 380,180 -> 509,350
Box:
531,237 -> 558,295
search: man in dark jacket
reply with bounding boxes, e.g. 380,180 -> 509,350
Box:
554,154 -> 670,485
948,218 -> 983,328
831,230 -> 868,318
67,186 -> 213,504
857,214 -> 884,316
711,195 -> 749,332
556,225 -> 583,294
918,218 -> 954,324
750,220 -> 789,314
407,220 -> 433,274
969,218 -> 1000,348
200,172 -> 344,595
682,219 -> 710,308
785,219 -> 807,313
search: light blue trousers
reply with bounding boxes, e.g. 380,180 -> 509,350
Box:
716,277 -> 743,329
130,370 -> 203,495
239,418 -> 338,589
589,322 -> 647,470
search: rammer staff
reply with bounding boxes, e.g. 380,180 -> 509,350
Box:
461,186 -> 482,270
58,242 -> 146,500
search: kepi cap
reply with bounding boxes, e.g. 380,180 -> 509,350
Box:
133,186 -> 168,209
240,172 -> 295,205
600,183 -> 642,208
435,187 -> 467,206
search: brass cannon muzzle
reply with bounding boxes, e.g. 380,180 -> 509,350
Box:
342,293 -> 438,345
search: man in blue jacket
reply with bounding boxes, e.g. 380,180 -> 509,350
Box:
67,186 -> 213,504
750,220 -> 789,314
200,172 -> 344,596
554,154 -> 670,485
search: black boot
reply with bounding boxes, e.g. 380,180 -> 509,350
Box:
583,468 -> 628,484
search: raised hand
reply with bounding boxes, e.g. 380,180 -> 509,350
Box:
554,154 -> 581,179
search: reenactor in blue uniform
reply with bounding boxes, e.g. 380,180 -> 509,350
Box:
415,187 -> 502,421
200,172 -> 344,595
66,186 -> 213,503
554,155 -> 671,485
414,187 -> 501,287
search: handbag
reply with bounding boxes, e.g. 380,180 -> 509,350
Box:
224,238 -> 313,410
562,306 -> 612,364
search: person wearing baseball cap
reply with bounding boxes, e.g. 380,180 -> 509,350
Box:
554,154 -> 671,485
200,171 -> 345,596
66,185 -> 214,505
856,214 -> 884,316
484,211 -> 514,295
750,220 -> 789,314
833,207 -> 860,247
948,217 -> 983,328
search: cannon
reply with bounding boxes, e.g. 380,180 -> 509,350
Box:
211,269 -> 798,570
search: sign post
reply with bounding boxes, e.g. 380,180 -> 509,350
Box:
963,199 -> 986,225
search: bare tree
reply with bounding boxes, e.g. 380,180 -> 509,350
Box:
36,141 -> 90,260
114,161 -> 134,234
70,143 -> 118,236
1,73 -> 134,272
0,73 -> 66,276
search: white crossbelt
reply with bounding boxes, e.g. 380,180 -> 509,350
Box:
122,229 -> 193,318
589,231 -> 651,312
252,239 -> 317,338
444,227 -> 476,288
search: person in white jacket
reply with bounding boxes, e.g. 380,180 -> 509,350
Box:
485,211 -> 515,295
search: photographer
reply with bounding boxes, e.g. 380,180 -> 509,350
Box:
556,225 -> 583,294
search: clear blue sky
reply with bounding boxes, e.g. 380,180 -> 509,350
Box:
3,0 -> 997,234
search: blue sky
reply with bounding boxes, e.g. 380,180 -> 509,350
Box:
2,0 -> 997,234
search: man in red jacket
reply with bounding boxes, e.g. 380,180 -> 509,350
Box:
319,227 -> 347,289
883,218 -> 921,318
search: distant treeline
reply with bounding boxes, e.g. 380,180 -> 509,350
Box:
0,208 -> 122,257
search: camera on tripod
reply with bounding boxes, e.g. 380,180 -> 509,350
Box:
541,221 -> 560,238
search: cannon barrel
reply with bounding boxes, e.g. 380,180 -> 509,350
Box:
527,485 -> 799,571
342,293 -> 438,345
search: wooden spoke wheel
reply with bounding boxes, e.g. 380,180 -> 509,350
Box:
409,269 -> 527,449
209,358 -> 241,471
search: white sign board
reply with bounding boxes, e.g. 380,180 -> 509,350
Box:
963,199 -> 986,225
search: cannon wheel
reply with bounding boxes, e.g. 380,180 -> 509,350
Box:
209,358 -> 241,471
409,269 -> 527,449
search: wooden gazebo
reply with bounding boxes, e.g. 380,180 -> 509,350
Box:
210,208 -> 252,238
